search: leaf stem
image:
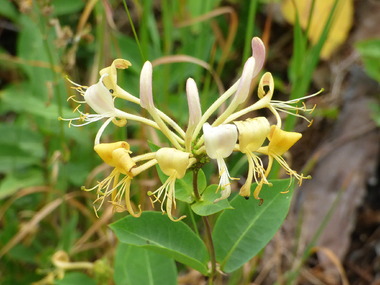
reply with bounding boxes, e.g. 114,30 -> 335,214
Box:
193,169 -> 217,283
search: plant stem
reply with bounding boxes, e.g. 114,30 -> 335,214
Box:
203,216 -> 217,284
193,169 -> 217,283
192,169 -> 202,201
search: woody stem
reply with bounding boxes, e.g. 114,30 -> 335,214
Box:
193,169 -> 217,283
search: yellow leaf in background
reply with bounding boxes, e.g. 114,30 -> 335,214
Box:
281,0 -> 353,59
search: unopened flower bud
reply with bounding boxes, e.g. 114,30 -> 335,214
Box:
140,61 -> 154,110
234,57 -> 256,105
186,78 -> 202,128
251,37 -> 266,78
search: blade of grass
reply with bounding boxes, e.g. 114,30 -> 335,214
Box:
285,0 -> 341,131
122,0 -> 145,61
242,0 -> 259,62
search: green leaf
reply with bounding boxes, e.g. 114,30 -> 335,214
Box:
356,39 -> 380,82
0,83 -> 72,120
212,179 -> 294,273
52,0 -> 85,16
0,123 -> 45,173
55,272 -> 96,285
191,185 -> 233,216
114,243 -> 177,285
110,211 -> 209,274
0,144 -> 42,173
0,169 -> 44,199
175,169 -> 206,203
0,0 -> 19,21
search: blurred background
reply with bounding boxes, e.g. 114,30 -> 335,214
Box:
0,0 -> 379,284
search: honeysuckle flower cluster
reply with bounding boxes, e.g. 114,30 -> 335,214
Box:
62,37 -> 318,221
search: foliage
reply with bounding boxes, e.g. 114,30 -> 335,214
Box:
0,0 -> 341,284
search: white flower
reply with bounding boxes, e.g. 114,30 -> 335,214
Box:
60,74 -> 127,145
84,73 -> 116,115
203,123 -> 238,202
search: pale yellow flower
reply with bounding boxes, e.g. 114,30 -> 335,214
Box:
149,148 -> 193,221
234,117 -> 271,200
83,141 -> 141,217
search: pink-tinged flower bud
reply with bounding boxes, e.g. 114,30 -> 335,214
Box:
251,37 -> 266,78
139,61 -> 154,110
234,56 -> 256,105
186,78 -> 202,129
84,74 -> 115,115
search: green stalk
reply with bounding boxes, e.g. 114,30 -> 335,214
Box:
193,169 -> 217,283
122,0 -> 145,61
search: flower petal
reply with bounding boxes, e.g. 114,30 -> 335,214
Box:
203,123 -> 238,159
84,74 -> 115,114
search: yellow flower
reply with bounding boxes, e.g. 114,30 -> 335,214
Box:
234,117 -> 271,199
149,148 -> 193,221
83,141 -> 141,217
258,126 -> 309,187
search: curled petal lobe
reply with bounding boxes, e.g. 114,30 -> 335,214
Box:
99,59 -> 132,92
258,72 -> 274,100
